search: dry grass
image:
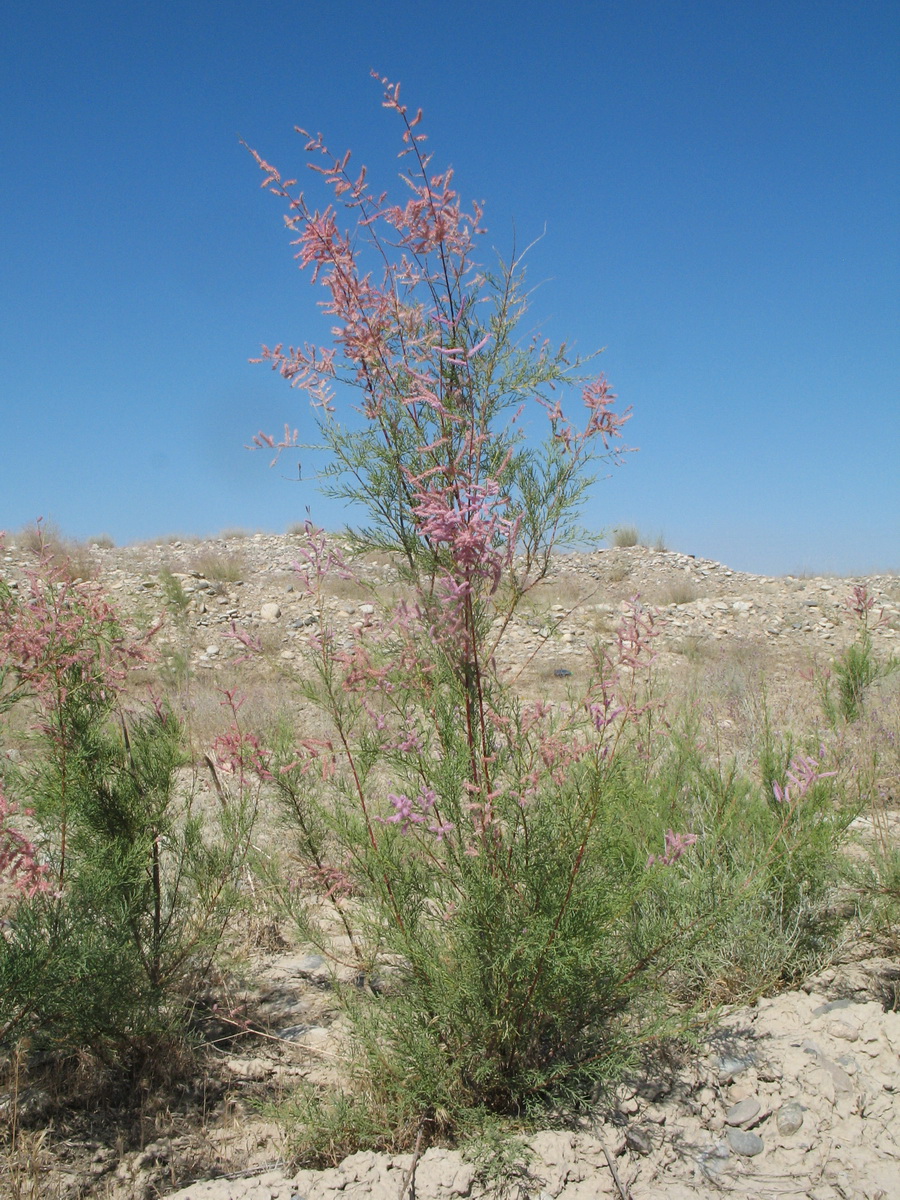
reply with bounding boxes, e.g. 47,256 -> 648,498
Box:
151,533 -> 203,547
190,550 -> 247,584
611,524 -> 640,548
13,522 -> 100,582
219,527 -> 267,541
662,582 -> 699,607
0,1127 -> 50,1200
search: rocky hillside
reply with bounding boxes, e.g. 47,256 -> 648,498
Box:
5,534 -> 898,682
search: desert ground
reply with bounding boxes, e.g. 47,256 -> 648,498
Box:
2,531 -> 898,1200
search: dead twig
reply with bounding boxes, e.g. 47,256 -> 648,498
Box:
593,1127 -> 632,1200
398,1121 -> 426,1200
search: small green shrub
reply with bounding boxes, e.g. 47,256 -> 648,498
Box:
0,546 -> 254,1063
845,841 -> 900,949
817,587 -> 898,724
631,740 -> 851,1003
159,567 -> 191,616
269,1084 -> 411,1169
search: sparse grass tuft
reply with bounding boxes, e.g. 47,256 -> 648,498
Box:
672,634 -> 711,662
153,532 -> 203,546
191,550 -> 246,584
15,521 -> 66,557
611,524 -> 640,548
664,582 -> 698,606
13,522 -> 99,581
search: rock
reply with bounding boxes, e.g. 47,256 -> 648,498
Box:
828,1020 -> 859,1041
298,954 -> 326,973
260,602 -> 282,621
776,1101 -> 805,1135
757,1060 -> 783,1082
717,1054 -> 752,1083
223,1057 -> 270,1081
625,1126 -> 653,1155
699,1141 -> 731,1179
726,1127 -> 765,1157
277,1024 -> 313,1041
412,1148 -> 476,1198
725,1097 -> 761,1126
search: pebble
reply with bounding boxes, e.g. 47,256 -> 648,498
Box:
776,1101 -> 805,1135
828,1020 -> 859,1041
725,1097 -> 761,1126
726,1127 -> 765,1157
298,954 -> 326,973
625,1127 -> 653,1155
717,1055 -> 752,1083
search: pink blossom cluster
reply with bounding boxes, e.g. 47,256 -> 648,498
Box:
246,74 -> 629,506
540,376 -> 631,460
291,522 -> 355,592
647,829 -> 699,868
578,598 -> 663,758
614,597 -> 660,671
0,783 -> 48,900
772,753 -> 836,805
410,477 -> 520,598
377,787 -> 453,841
276,737 -> 339,783
214,691 -> 273,782
846,585 -> 876,619
845,584 -> 886,630
0,541 -> 148,714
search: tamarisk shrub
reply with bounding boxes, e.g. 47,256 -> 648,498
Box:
249,78 -> 853,1154
244,77 -> 716,1140
0,533 -> 255,1061
820,586 -> 899,724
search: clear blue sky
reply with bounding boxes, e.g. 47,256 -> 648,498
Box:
2,0 -> 897,576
